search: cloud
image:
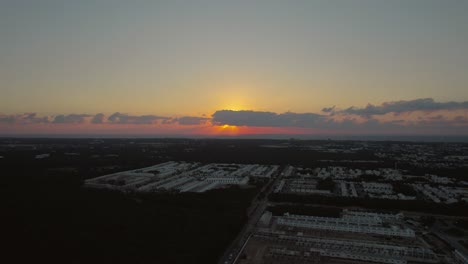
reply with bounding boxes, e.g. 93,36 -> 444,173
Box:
327,98 -> 468,116
2,99 -> 467,136
107,112 -> 170,124
22,113 -> 50,123
0,115 -> 15,124
0,113 -> 49,124
211,108 -> 468,135
91,113 -> 105,124
52,114 -> 90,124
212,110 -> 325,127
173,116 -> 210,125
321,106 -> 335,113
454,115 -> 468,122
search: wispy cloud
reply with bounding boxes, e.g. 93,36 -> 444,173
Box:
0,115 -> 15,124
91,113 -> 105,124
107,112 -> 170,124
0,113 -> 49,124
321,106 -> 335,113
52,114 -> 90,124
325,98 -> 468,116
1,98 -> 467,135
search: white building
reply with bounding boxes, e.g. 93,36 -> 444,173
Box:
277,213 -> 415,237
362,182 -> 394,195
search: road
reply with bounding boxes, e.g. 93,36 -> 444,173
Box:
217,167 -> 285,264
431,221 -> 468,257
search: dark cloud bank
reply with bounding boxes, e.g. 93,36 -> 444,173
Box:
211,98 -> 468,133
212,110 -> 324,127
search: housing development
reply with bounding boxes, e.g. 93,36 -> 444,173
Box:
5,138 -> 468,264
84,147 -> 468,264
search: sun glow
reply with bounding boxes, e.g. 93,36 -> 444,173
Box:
213,82 -> 256,112
209,124 -> 240,135
221,102 -> 247,111
221,124 -> 238,130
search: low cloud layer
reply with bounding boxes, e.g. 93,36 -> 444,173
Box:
173,116 -> 210,125
91,113 -> 105,124
212,110 -> 325,127
211,110 -> 370,130
1,98 -> 467,135
53,114 -> 91,124
107,112 -> 170,124
324,98 -> 468,116
212,109 -> 467,134
0,113 -> 50,124
0,113 -> 210,126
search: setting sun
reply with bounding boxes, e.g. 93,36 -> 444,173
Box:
221,124 -> 238,131
208,124 -> 240,135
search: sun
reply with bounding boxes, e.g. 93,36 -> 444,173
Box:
211,124 -> 239,135
221,124 -> 237,130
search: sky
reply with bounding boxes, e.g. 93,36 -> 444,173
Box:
1,0 -> 467,136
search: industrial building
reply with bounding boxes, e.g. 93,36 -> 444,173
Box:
236,210 -> 437,264
251,229 -> 436,264
277,213 -> 415,238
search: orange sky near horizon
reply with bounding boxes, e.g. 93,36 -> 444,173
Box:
0,122 -> 319,136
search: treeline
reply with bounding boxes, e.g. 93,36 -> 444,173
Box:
4,169 -> 256,264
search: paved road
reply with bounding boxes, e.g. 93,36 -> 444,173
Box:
217,168 -> 285,264
431,221 -> 468,257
